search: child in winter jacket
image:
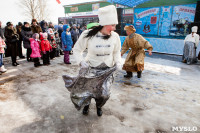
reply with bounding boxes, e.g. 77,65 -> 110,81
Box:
30,33 -> 42,67
48,28 -> 56,59
41,33 -> 52,65
61,25 -> 73,64
0,37 -> 7,74
54,32 -> 61,57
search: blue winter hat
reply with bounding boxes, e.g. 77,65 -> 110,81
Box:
63,24 -> 70,31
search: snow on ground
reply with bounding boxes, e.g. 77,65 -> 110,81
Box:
0,53 -> 200,133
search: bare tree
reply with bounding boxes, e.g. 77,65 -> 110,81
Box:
18,0 -> 49,22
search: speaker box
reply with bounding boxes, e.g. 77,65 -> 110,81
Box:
116,8 -> 123,35
194,1 -> 200,22
189,22 -> 200,35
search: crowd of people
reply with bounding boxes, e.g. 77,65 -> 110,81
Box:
0,19 -> 85,75
1,4 -> 199,118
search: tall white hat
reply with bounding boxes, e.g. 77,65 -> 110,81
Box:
98,5 -> 118,26
192,26 -> 198,33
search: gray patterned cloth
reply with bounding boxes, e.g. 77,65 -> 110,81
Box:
182,41 -> 197,64
62,63 -> 116,110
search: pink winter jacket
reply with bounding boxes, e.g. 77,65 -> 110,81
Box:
0,37 -> 6,54
30,38 -> 41,58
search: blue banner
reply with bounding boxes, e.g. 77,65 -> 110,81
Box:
134,7 -> 160,35
158,6 -> 173,36
134,4 -> 196,37
170,4 -> 196,36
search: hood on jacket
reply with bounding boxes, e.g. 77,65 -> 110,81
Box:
40,33 -> 44,40
63,25 -> 70,31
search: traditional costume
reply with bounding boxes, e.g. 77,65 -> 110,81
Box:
62,5 -> 121,116
121,25 -> 153,78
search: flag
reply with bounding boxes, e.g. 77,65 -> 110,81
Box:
56,0 -> 61,4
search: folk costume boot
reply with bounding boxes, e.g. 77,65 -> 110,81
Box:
82,105 -> 90,115
124,71 -> 133,78
137,71 -> 142,78
97,107 -> 103,117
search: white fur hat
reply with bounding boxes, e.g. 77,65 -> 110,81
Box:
192,26 -> 198,33
98,5 -> 118,26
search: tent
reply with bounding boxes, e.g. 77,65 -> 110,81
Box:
106,0 -> 151,7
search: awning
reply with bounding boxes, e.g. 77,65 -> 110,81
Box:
106,0 -> 151,8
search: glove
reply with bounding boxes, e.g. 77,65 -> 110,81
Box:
43,51 -> 46,54
80,61 -> 89,68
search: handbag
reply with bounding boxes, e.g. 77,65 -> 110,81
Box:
10,34 -> 19,43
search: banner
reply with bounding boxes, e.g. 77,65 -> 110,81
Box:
134,7 -> 160,35
170,4 -> 196,36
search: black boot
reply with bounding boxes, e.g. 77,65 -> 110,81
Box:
137,71 -> 142,78
12,63 -> 17,66
124,71 -> 133,78
97,107 -> 103,117
82,105 -> 89,115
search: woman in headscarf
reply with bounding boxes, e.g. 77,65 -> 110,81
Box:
63,5 -> 121,117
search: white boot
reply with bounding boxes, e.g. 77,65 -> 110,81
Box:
0,65 -> 7,73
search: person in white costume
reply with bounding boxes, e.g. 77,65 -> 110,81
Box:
63,5 -> 121,117
182,26 -> 199,64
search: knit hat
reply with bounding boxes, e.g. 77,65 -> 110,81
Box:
6,22 -> 13,26
124,25 -> 136,33
32,19 -> 37,24
18,22 -> 23,26
32,33 -> 39,40
48,28 -> 54,35
192,26 -> 198,33
24,22 -> 29,25
98,5 -> 118,26
43,33 -> 48,38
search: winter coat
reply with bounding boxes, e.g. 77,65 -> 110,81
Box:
70,28 -> 80,44
73,30 -> 121,67
0,27 -> 5,40
184,33 -> 200,48
41,39 -> 52,52
62,25 -> 73,51
4,26 -> 19,57
31,25 -> 42,34
16,25 -> 23,41
58,25 -> 63,38
30,38 -> 41,58
40,20 -> 48,33
121,33 -> 153,72
0,37 -> 6,53
50,39 -> 57,48
55,37 -> 61,49
21,26 -> 33,49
